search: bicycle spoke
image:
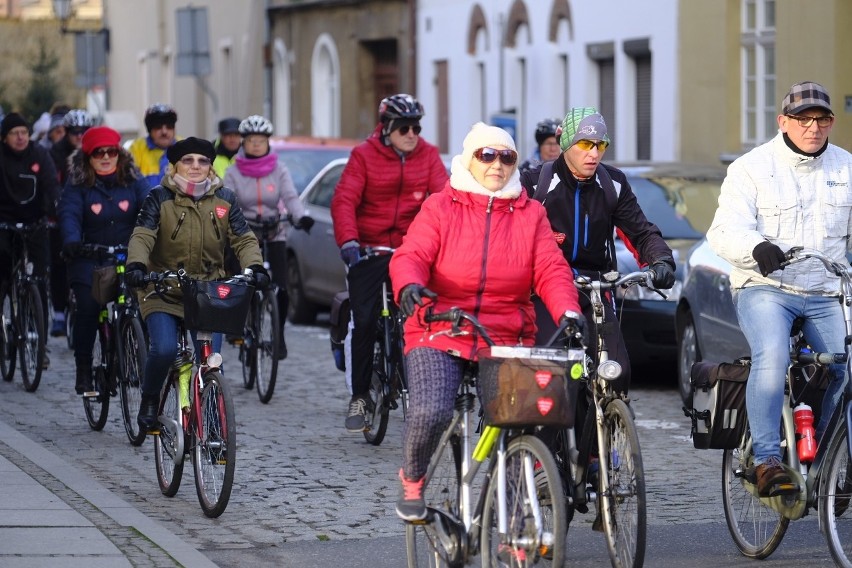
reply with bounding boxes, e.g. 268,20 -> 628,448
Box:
193,372 -> 235,517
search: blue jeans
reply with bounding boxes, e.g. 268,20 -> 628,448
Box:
142,312 -> 223,397
734,286 -> 848,465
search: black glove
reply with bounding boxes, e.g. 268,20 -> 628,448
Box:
61,241 -> 81,259
399,284 -> 438,317
752,241 -> 786,277
559,311 -> 589,346
296,216 -> 315,234
125,262 -> 147,288
649,260 -> 676,289
248,264 -> 270,290
340,241 -> 361,267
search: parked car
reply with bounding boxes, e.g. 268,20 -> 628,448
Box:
269,136 -> 357,194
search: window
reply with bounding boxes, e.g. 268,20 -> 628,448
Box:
741,0 -> 776,146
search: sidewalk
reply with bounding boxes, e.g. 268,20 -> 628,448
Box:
0,417 -> 217,568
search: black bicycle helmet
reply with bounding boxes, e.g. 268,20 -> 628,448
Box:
144,103 -> 177,131
534,118 -> 561,146
63,109 -> 94,129
378,94 -> 424,124
238,115 -> 274,137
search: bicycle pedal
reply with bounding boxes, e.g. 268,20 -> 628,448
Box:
148,429 -> 161,435
82,390 -> 100,398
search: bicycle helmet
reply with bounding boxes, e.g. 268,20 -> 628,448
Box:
378,94 -> 424,124
238,115 -> 274,137
143,103 -> 177,131
63,109 -> 94,130
534,118 -> 561,146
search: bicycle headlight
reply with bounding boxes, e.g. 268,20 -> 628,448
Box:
598,359 -> 622,381
206,352 -> 223,369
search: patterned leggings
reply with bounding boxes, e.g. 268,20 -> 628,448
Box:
401,348 -> 467,480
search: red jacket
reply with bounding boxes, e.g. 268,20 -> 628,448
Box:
331,124 -> 447,248
390,182 -> 581,359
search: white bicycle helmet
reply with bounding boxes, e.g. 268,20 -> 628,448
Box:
63,109 -> 94,129
239,115 -> 274,136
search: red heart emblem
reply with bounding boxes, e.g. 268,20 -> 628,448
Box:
553,232 -> 566,245
31,163 -> 40,173
91,203 -> 102,215
215,206 -> 228,219
537,397 -> 554,416
535,370 -> 552,389
216,285 -> 231,299
118,200 -> 130,212
266,184 -> 275,193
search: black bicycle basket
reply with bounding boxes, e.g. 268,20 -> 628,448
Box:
183,279 -> 253,335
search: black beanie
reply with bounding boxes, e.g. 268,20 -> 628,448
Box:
218,117 -> 241,135
1,113 -> 29,138
166,137 -> 216,165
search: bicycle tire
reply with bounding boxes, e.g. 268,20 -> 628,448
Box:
598,399 -> 646,568
481,434 -> 566,567
240,301 -> 256,390
154,375 -> 185,496
364,335 -> 389,446
118,316 -> 147,446
65,291 -> 76,350
83,326 -> 110,430
192,371 -> 236,518
819,426 -> 852,567
254,290 -> 279,404
0,287 -> 16,382
18,283 -> 45,392
721,430 -> 788,559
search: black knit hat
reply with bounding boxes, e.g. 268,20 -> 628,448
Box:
218,117 -> 241,135
1,112 -> 29,138
166,137 -> 216,165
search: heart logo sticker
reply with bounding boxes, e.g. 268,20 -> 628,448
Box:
118,200 -> 130,212
91,203 -> 102,215
216,285 -> 231,299
535,370 -> 552,389
215,206 -> 228,219
537,397 -> 554,416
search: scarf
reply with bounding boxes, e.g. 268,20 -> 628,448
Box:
173,174 -> 211,201
235,152 -> 277,179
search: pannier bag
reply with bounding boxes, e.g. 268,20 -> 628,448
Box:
687,358 -> 750,449
329,290 -> 351,372
182,279 -> 253,336
477,346 -> 584,428
91,265 -> 118,305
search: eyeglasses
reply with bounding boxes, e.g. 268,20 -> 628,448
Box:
786,114 -> 834,128
574,139 -> 609,152
90,147 -> 119,159
179,156 -> 212,167
397,125 -> 422,136
68,128 -> 87,136
473,147 -> 518,166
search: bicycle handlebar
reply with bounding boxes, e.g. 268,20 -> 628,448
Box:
0,218 -> 54,233
360,245 -> 395,258
781,246 -> 851,279
794,350 -> 848,365
77,243 -> 128,261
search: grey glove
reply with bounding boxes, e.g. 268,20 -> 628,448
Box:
340,240 -> 361,267
649,260 -> 676,289
752,241 -> 786,277
399,284 -> 438,317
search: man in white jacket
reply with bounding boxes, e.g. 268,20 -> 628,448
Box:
707,81 -> 852,498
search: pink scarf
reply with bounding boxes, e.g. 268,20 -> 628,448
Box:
235,152 -> 277,178
173,174 -> 211,201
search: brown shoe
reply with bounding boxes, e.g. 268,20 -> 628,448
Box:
755,457 -> 797,497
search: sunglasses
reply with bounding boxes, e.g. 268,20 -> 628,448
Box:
179,156 -> 212,167
397,125 -> 422,136
68,128 -> 88,136
90,147 -> 119,159
574,139 -> 609,152
473,147 -> 518,166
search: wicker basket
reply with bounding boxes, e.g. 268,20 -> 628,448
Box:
183,279 -> 253,335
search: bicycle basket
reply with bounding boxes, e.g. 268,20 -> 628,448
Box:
182,279 -> 254,335
477,346 -> 583,428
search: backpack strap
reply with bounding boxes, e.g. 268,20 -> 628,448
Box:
532,160 -> 555,202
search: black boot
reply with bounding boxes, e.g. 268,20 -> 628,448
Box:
75,360 -> 93,395
278,327 -> 287,360
137,393 -> 159,432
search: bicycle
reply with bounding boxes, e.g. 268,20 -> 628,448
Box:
405,306 -> 581,567
143,268 -> 252,517
76,244 -> 148,445
720,247 -> 852,566
548,270 -> 654,568
358,246 -> 409,445
0,219 -> 49,392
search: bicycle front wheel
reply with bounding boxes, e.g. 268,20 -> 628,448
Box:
819,426 -> 852,567
0,286 -> 17,382
18,283 -> 45,392
83,326 -> 109,430
154,376 -> 185,496
118,316 -> 147,446
599,399 -> 646,568
254,290 -> 279,403
192,371 -> 236,518
364,335 -> 389,445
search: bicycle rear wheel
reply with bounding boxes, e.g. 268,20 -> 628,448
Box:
118,316 -> 147,446
721,433 -> 788,559
83,327 -> 109,430
192,371 -> 236,518
481,434 -> 566,567
599,399 -> 646,568
154,375 -> 185,496
18,283 -> 45,392
0,287 -> 16,382
364,334 -> 389,445
819,426 -> 852,567
65,290 -> 76,350
254,290 -> 279,403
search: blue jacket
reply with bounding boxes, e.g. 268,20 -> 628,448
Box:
58,150 -> 150,286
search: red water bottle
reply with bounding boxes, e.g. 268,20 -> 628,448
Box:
794,403 -> 817,463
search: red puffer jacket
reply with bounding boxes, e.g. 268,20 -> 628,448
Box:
331,124 -> 447,248
390,182 -> 581,360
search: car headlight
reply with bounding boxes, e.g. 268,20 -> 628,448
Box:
616,279 -> 682,302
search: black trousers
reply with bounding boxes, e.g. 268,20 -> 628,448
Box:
346,254 -> 391,397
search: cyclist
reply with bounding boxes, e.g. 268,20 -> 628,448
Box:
212,117 -> 241,179
331,93 -> 448,433
389,122 -> 584,520
57,126 -> 150,394
224,114 -> 314,358
125,137 -> 267,433
128,103 -> 180,188
707,81 -> 852,497
518,117 -> 562,174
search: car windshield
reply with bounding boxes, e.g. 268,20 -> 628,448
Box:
276,148 -> 351,193
629,176 -> 717,239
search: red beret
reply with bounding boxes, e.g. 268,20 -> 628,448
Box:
81,126 -> 121,155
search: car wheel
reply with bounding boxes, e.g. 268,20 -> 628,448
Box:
678,313 -> 700,407
286,254 -> 318,325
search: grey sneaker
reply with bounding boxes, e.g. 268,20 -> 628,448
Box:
396,468 -> 426,521
345,395 -> 369,432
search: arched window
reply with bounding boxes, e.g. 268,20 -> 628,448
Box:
273,39 -> 291,136
311,34 -> 341,137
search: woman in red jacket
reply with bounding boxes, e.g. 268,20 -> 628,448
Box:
389,122 -> 584,521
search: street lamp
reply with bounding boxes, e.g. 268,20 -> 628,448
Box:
52,0 -> 74,33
